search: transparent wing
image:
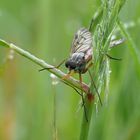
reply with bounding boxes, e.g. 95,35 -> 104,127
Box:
70,28 -> 93,55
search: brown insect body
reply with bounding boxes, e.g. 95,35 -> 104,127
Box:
65,28 -> 93,74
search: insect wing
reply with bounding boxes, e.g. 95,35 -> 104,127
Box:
70,28 -> 93,55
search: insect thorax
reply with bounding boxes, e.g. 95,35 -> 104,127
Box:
65,52 -> 87,73
65,27 -> 93,74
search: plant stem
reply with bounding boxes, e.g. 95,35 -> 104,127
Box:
79,1 -> 126,140
0,39 -> 90,94
79,97 -> 94,140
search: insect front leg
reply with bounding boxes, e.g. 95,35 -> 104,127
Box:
39,59 -> 66,72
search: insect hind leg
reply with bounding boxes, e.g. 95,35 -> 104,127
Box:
64,74 -> 88,122
105,54 -> 122,61
88,70 -> 102,106
107,38 -> 125,61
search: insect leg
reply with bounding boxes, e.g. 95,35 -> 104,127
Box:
85,61 -> 93,72
39,59 -> 66,72
61,78 -> 82,96
79,73 -> 88,122
105,38 -> 125,61
105,54 -> 122,61
61,70 -> 75,80
88,70 -> 102,106
62,79 -> 89,121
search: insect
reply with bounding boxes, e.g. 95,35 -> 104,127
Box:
39,21 -> 102,121
64,26 -> 102,120
39,8 -> 125,121
65,27 -> 93,76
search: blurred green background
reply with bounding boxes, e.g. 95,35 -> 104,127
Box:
0,0 -> 140,140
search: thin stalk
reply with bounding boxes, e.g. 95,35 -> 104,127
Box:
0,39 -> 90,94
51,82 -> 57,140
79,1 -> 126,140
79,96 -> 94,140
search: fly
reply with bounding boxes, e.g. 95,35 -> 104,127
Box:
40,19 -> 103,122
63,26 -> 102,121
65,28 -> 93,75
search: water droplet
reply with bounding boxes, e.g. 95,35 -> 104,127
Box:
50,73 -> 59,85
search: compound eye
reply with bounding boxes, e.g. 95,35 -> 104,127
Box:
65,61 -> 69,68
71,64 -> 76,69
65,60 -> 70,68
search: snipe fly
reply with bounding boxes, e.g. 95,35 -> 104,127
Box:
40,19 -> 102,121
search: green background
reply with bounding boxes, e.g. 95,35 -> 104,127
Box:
0,0 -> 140,140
